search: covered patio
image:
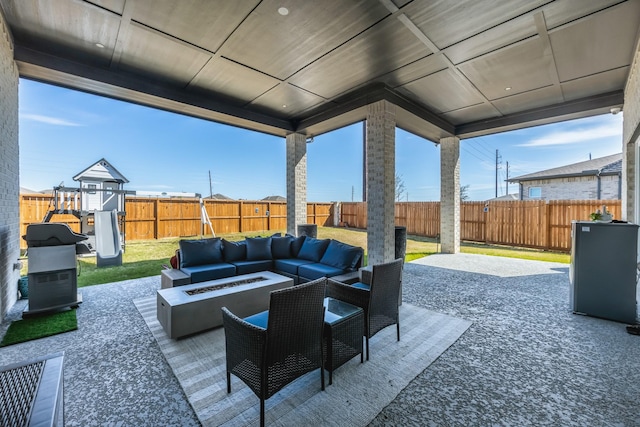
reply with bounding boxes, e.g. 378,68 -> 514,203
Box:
1,1 -> 640,424
0,255 -> 637,425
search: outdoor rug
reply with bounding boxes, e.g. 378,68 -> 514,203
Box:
134,297 -> 471,426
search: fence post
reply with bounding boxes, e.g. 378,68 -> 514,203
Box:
239,201 -> 243,233
545,201 -> 550,251
154,198 -> 159,240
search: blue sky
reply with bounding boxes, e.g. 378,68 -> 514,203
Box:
19,79 -> 623,201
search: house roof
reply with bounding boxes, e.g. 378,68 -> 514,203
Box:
1,1 -> 636,141
72,158 -> 129,183
508,153 -> 622,182
262,195 -> 286,202
207,193 -> 233,200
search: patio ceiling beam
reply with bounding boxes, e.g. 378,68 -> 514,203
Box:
455,90 -> 624,139
14,46 -> 294,137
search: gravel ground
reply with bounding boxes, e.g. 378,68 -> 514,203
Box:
371,254 -> 640,427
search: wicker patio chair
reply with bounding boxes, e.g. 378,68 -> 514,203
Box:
327,258 -> 403,360
221,278 -> 326,427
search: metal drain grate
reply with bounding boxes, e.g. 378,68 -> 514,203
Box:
0,360 -> 44,427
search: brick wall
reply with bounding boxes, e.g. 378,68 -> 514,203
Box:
521,175 -> 621,200
0,12 -> 19,320
623,40 -> 640,221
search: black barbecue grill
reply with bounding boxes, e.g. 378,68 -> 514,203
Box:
22,223 -> 87,315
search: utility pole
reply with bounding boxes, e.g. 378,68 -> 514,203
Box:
506,161 -> 510,195
495,149 -> 502,198
351,185 -> 354,202
208,170 -> 213,198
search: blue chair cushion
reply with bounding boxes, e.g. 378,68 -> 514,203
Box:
271,236 -> 293,259
246,237 -> 272,260
181,263 -> 236,283
298,263 -> 345,281
179,238 -> 223,267
222,239 -> 246,262
273,258 -> 315,276
297,237 -> 330,262
244,310 -> 268,329
233,260 -> 273,275
351,282 -> 370,291
319,240 -> 362,270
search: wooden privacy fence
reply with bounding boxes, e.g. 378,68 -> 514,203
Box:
341,199 -> 622,252
19,195 -> 334,249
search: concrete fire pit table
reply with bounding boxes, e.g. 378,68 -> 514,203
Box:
157,271 -> 293,339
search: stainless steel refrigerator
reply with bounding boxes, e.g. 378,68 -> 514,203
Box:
570,221 -> 639,324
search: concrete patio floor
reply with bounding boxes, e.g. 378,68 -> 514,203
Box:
0,254 -> 638,426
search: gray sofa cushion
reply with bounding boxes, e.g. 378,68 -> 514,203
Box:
179,238 -> 223,268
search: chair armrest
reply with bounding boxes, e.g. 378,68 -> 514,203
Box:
221,307 -> 266,371
326,278 -> 370,311
360,268 -> 372,285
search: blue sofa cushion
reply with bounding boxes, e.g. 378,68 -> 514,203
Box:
297,237 -> 330,262
179,238 -> 223,268
320,240 -> 362,270
273,258 -> 315,276
298,263 -> 345,281
233,260 -> 273,275
246,237 -> 272,260
271,236 -> 293,258
222,239 -> 246,262
286,234 -> 306,257
181,263 -> 236,283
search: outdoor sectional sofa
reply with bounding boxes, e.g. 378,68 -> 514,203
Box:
166,234 -> 363,286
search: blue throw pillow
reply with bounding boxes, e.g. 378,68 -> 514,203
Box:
320,240 -> 362,270
271,236 -> 293,258
297,237 -> 330,262
287,234 -> 306,257
246,237 -> 272,260
222,239 -> 246,262
179,238 -> 223,268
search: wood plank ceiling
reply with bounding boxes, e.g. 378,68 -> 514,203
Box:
1,0 -> 638,141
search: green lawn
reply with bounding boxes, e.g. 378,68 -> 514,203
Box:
58,227 -> 568,287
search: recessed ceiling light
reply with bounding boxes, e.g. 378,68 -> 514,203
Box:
505,87 -> 512,91
282,104 -> 287,108
278,7 -> 289,16
95,43 -> 105,48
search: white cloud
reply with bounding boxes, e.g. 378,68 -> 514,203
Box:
21,113 -> 82,126
518,124 -> 622,147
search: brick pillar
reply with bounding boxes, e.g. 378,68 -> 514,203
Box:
440,136 -> 460,253
622,41 -> 640,223
0,13 -> 19,320
286,133 -> 307,236
366,100 -> 396,265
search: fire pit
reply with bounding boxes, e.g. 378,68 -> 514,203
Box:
157,271 -> 293,339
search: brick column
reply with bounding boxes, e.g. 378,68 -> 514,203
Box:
440,136 -> 460,253
286,132 -> 307,235
0,12 -> 19,320
622,41 -> 640,223
366,100 -> 396,265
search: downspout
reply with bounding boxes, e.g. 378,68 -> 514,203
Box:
618,171 -> 622,199
519,182 -> 523,200
596,172 -> 601,199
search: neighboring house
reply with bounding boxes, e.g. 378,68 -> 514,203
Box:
487,193 -> 519,201
262,195 -> 286,202
508,153 -> 622,201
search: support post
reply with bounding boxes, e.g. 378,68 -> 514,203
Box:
286,133 -> 308,236
366,100 -> 396,265
440,136 -> 461,254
